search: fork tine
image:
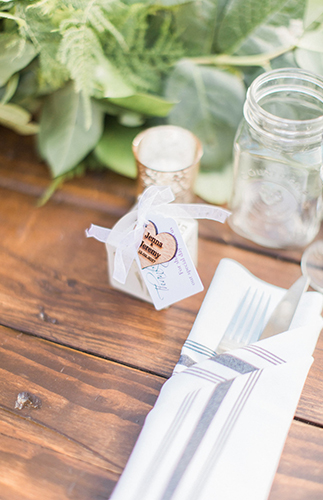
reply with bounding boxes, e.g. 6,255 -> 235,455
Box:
244,293 -> 270,344
234,288 -> 260,343
222,287 -> 252,342
217,287 -> 270,353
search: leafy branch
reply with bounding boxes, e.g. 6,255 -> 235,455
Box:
0,0 -> 323,204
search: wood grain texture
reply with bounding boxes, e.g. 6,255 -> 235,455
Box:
269,420 -> 323,500
0,426 -> 118,500
0,325 -> 164,499
0,126 -> 136,217
1,125 -> 323,500
0,187 -> 310,372
0,186 -> 323,426
1,325 -> 323,500
1,125 -> 323,263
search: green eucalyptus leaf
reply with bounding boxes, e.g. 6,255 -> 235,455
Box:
107,93 -> 175,117
295,47 -> 323,75
0,35 -> 37,86
215,0 -> 306,55
0,102 -> 39,134
174,0 -> 218,55
199,125 -> 237,172
165,60 -> 245,171
297,27 -> 323,52
38,84 -> 104,177
1,73 -> 19,104
96,99 -> 123,117
304,0 -> 323,28
11,64 -> 39,110
94,58 -> 135,98
269,50 -> 299,70
94,119 -> 142,178
195,163 -> 234,205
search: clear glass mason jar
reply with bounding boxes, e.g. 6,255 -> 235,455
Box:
229,68 -> 323,248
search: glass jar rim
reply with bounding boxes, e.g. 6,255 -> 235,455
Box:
245,68 -> 323,142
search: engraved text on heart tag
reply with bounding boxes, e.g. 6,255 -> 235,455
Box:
138,221 -> 177,269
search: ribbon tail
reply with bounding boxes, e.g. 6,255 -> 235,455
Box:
85,224 -> 111,242
160,204 -> 231,223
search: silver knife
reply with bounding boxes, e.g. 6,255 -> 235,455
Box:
259,274 -> 310,339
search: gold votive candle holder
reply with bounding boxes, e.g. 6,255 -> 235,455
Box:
132,125 -> 203,203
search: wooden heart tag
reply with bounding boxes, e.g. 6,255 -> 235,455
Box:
138,221 -> 177,269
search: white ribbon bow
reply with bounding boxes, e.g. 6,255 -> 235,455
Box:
86,186 -> 231,284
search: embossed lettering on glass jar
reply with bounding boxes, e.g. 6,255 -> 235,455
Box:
229,68 -> 323,248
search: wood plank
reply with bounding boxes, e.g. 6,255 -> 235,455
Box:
1,325 -> 322,500
296,345 -> 323,425
1,187 -> 323,426
269,420 -> 323,500
0,427 -> 118,500
0,186 -> 307,371
0,325 -> 164,499
0,126 -> 136,217
2,126 -> 322,263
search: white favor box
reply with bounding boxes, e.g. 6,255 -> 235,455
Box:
106,218 -> 198,304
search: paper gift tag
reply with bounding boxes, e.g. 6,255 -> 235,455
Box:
136,213 -> 203,310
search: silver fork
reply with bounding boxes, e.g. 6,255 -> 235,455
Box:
216,287 -> 271,353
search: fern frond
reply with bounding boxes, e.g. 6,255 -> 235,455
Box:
58,24 -> 103,94
15,3 -> 68,90
86,4 -> 128,50
103,6 -> 185,94
10,1 -> 185,107
38,40 -> 69,90
26,0 -> 57,15
57,1 -> 130,126
58,23 -> 104,127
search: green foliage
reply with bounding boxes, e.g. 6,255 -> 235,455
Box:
38,83 -> 104,176
15,2 -> 68,91
106,93 -> 176,117
165,61 -> 246,171
103,3 -> 185,94
0,34 -> 37,86
0,0 -> 323,203
94,117 -> 142,178
214,0 -> 306,55
0,101 -> 39,134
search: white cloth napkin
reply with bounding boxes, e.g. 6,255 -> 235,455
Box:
110,258 -> 323,500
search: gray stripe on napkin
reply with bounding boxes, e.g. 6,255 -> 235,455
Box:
188,370 -> 262,500
185,366 -> 226,385
133,390 -> 200,500
177,354 -> 196,368
184,340 -> 217,358
160,379 -> 233,500
242,345 -> 286,365
211,353 -> 257,374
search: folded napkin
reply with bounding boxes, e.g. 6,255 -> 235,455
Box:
110,259 -> 323,500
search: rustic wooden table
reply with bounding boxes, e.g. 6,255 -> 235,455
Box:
1,127 -> 323,500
